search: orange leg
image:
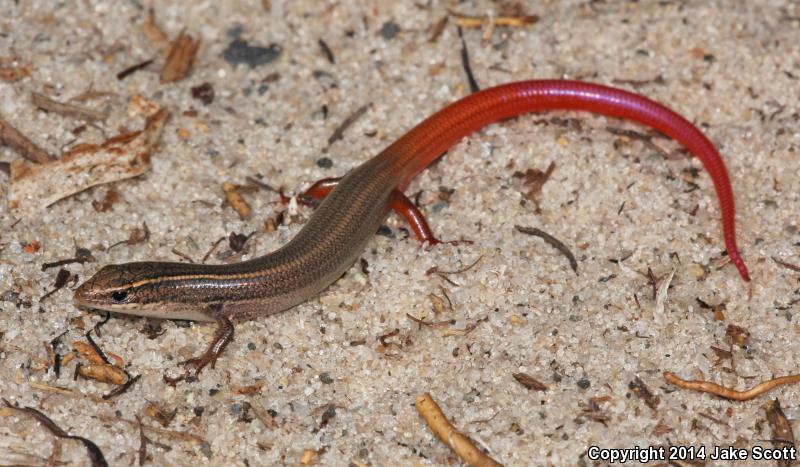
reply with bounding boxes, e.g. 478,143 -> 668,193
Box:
303,177 -> 341,200
297,177 -> 341,207
302,178 -> 469,245
389,190 -> 471,246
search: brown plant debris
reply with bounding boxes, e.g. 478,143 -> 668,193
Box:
773,256 -> 800,273
764,399 -> 795,467
73,341 -> 108,365
0,114 -> 54,163
191,82 -> 215,105
513,372 -> 547,391
513,161 -> 556,206
141,9 -> 168,48
300,448 -> 319,465
31,91 -> 107,122
709,345 -> 733,366
77,363 -> 129,386
27,382 -> 105,403
318,38 -> 335,64
628,376 -> 660,410
143,402 -> 177,427
650,421 -> 673,436
230,380 -> 265,395
160,30 -> 200,83
40,268 -> 72,302
117,58 -> 155,80
108,222 -> 151,251
223,182 -> 252,219
457,26 -> 479,93
100,414 -> 205,445
606,125 -> 672,159
0,55 -> 33,82
2,399 -> 107,467
428,16 -> 449,42
726,324 -> 750,347
580,396 -> 611,425
92,186 -> 122,212
406,312 -> 455,328
451,6 -> 539,29
415,393 -> 503,467
426,255 -> 484,286
136,414 -> 172,466
9,109 -> 168,217
664,372 -> 800,401
250,399 -> 278,430
328,103 -> 371,145
514,225 -> 578,274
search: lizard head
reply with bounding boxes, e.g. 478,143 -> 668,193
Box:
74,263 -> 149,312
74,262 -> 219,321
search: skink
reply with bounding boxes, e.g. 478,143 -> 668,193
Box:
74,80 -> 750,374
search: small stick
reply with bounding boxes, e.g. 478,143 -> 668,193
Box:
428,255 -> 484,276
0,114 -> 54,163
201,236 -> 226,263
318,38 -> 335,64
457,26 -> 480,93
453,14 -> 538,28
98,414 -> 205,445
328,103 -> 371,145
772,256 -> 800,273
415,393 -> 503,467
514,225 -> 578,274
663,372 -> 800,401
117,58 -> 155,80
31,92 -> 107,122
3,399 -> 107,467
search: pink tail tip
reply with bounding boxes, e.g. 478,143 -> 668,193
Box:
730,253 -> 750,282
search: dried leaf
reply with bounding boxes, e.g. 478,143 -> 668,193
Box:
765,399 -> 795,467
231,380 -> 265,395
141,9 -> 168,48
9,109 -> 168,218
726,324 -> 750,347
143,402 -> 177,427
223,182 -> 252,219
513,372 -> 547,391
651,421 -> 673,436
0,56 -> 32,82
628,377 -> 659,410
160,31 -> 200,83
73,341 -> 107,365
78,363 -> 129,385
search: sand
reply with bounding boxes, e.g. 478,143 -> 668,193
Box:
1,1 -> 799,465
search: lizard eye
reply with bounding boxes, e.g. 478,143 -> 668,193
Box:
111,290 -> 129,302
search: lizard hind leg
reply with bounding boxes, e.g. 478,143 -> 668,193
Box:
389,190 -> 472,246
299,177 -> 342,206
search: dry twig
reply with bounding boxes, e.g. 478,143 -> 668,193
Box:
416,393 -> 502,467
773,256 -> 800,273
452,13 -> 539,29
31,92 -> 106,122
514,225 -> 577,274
664,372 -> 800,401
0,114 -> 54,163
3,399 -> 107,467
328,103 -> 371,145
